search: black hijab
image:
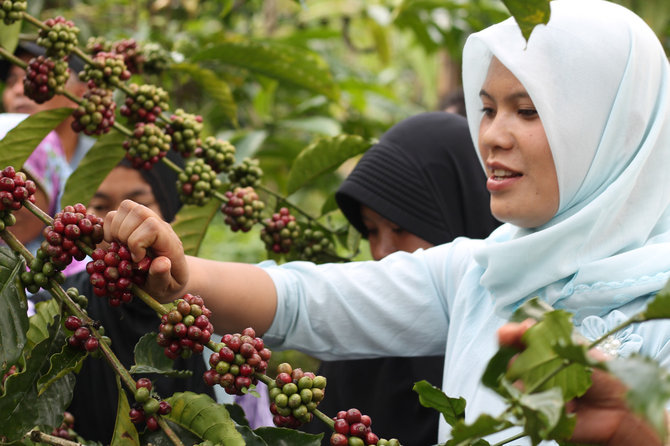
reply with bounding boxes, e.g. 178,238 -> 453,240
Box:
336,111 -> 499,245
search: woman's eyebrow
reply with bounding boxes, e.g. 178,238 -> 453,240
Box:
479,88 -> 531,102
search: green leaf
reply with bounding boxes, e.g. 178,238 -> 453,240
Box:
286,134 -> 373,194
190,39 -> 340,101
641,286 -> 670,320
172,200 -> 221,257
166,391 -> 245,445
277,117 -> 341,137
26,299 -> 60,348
37,340 -> 86,396
446,413 -> 511,445
413,380 -> 466,427
501,0 -> 551,41
254,426 -> 323,445
482,346 -> 519,392
224,403 -> 249,426
0,108 -> 72,170
608,355 -> 670,441
234,424 -> 268,446
0,316 -> 74,441
129,333 -> 192,377
171,63 -> 238,127
0,247 -> 28,371
518,387 -> 564,443
110,375 -> 140,446
507,310 -> 592,401
509,297 -> 554,323
140,420 -> 203,446
0,20 -> 21,53
61,131 -> 126,207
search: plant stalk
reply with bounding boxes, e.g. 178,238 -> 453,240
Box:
28,430 -> 84,446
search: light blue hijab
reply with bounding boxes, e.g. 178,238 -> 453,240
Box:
462,0 -> 670,320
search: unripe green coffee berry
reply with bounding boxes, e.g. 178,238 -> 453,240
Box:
313,375 -> 327,389
300,388 -> 313,404
143,398 -> 160,415
311,388 -> 324,402
282,382 -> 298,396
135,387 -> 150,403
269,387 -> 281,400
298,376 -> 313,389
275,393 -> 288,408
215,361 -> 230,375
288,393 -> 302,409
292,405 -> 308,419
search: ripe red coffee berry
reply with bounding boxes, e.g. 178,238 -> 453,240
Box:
360,414 -> 372,427
334,418 -> 349,435
64,316 -> 82,331
350,422 -> 368,438
145,416 -> 159,431
346,408 -> 362,424
84,337 -> 99,352
136,377 -> 152,390
330,433 -> 348,446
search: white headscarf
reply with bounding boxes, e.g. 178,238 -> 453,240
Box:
462,0 -> 670,320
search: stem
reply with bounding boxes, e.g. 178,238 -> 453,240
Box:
21,13 -> 49,31
256,184 -> 331,233
28,430 -> 84,446
588,315 -> 642,350
312,408 -> 335,429
131,284 -> 168,316
23,200 -> 53,226
490,431 -> 527,446
254,372 -> 273,386
0,46 -> 28,69
156,417 -> 185,446
161,156 -> 183,174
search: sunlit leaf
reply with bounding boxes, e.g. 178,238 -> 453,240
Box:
0,247 -> 28,370
61,131 -> 126,207
501,0 -> 551,41
190,39 -> 339,101
172,200 -> 221,257
171,63 -> 238,127
446,413 -> 510,445
519,387 -> 564,443
641,287 -> 670,320
26,299 -> 60,348
413,380 -> 465,427
287,134 -> 373,194
110,375 -> 140,446
140,420 -> 202,446
608,355 -> 670,441
166,391 -> 245,445
0,108 -> 71,169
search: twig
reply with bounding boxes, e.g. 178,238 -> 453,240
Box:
29,430 -> 84,446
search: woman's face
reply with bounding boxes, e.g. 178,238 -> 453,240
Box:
361,206 -> 433,260
478,58 -> 559,228
88,167 -> 162,219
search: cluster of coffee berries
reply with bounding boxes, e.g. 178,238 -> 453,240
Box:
71,87 -> 116,135
86,242 -> 152,306
21,246 -> 65,293
22,55 -> 69,104
261,207 -> 300,254
123,122 -> 171,170
85,36 -> 111,55
330,409 -> 395,446
79,52 -> 131,89
51,411 -> 75,440
0,0 -> 26,25
203,327 -> 271,395
157,293 -> 213,360
293,224 -> 335,262
43,203 -> 104,269
166,109 -> 202,157
65,316 -> 100,352
141,42 -> 171,75
177,158 -> 222,206
268,363 -> 326,429
120,83 -> 170,124
195,137 -> 236,174
227,158 -> 263,188
112,39 -> 144,74
129,378 -> 171,432
221,187 -> 264,232
0,167 -> 36,213
36,16 -> 79,59
65,286 -> 89,310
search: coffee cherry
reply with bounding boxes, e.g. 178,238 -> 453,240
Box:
86,36 -> 111,55
121,83 -> 169,124
195,136 -> 236,174
136,377 -> 152,391
64,315 -> 82,331
330,433 -> 348,446
292,224 -> 336,263
269,364 -> 324,429
0,0 -> 26,25
221,186 -> 264,232
227,157 -> 263,188
79,51 -> 131,89
111,38 -> 144,75
177,158 -> 222,206
47,204 -> 104,269
145,415 -> 159,431
159,293 -> 213,359
122,122 -> 171,170
23,55 -> 69,104
166,109 -> 203,157
0,168 -> 36,215
261,207 -> 300,254
37,16 -> 79,59
141,42 -> 171,75
129,407 -> 145,424
71,87 -> 116,135
50,411 -> 76,441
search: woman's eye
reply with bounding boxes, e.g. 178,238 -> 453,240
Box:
518,108 -> 538,117
480,106 -> 495,117
391,227 -> 405,235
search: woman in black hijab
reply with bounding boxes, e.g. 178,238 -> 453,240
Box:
305,112 -> 499,446
37,150 -> 215,443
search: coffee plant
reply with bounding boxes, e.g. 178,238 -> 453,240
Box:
0,2 -> 669,446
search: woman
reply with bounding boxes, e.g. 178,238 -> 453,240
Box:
303,111 -> 498,445
103,1 -> 670,444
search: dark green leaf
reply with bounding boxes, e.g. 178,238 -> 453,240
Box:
172,200 -> 221,257
255,426 -> 323,445
140,419 -> 202,446
0,316 -> 74,441
641,287 -> 670,320
110,375 -> 140,446
171,63 -> 238,127
224,403 -> 249,426
0,108 -> 72,169
26,299 -> 60,348
0,247 -> 28,370
287,134 -> 373,194
501,0 -> 551,41
166,391 -> 245,445
413,380 -> 465,427
37,340 -> 86,396
447,413 -> 511,445
61,131 -> 126,207
552,339 -> 594,367
608,355 -> 670,440
190,39 -> 339,101
130,333 -> 192,377
482,346 -> 519,392
235,424 -> 268,446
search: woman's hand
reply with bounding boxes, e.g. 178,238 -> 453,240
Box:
497,321 -> 666,446
104,199 -> 189,302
